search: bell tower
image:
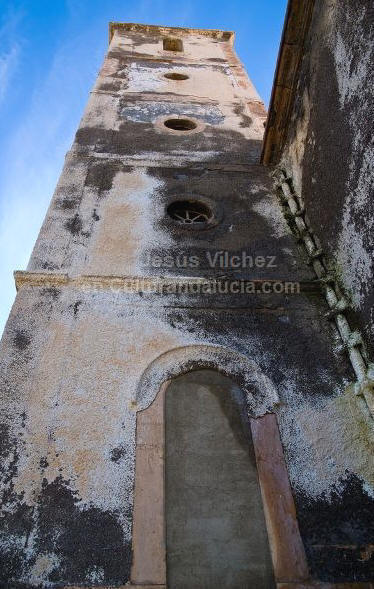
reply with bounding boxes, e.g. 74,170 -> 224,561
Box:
0,21 -> 372,589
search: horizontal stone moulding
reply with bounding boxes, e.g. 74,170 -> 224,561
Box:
109,21 -> 234,44
14,271 -> 318,295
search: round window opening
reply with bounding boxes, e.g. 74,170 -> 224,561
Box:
164,118 -> 197,131
167,200 -> 213,226
164,72 -> 189,81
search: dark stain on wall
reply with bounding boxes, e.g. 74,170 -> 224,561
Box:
72,301 -> 82,317
41,261 -> 58,271
40,288 -> 60,300
64,214 -> 83,236
164,300 -> 353,406
75,120 -> 263,163
233,103 -> 253,128
0,425 -> 34,588
145,164 -> 314,280
98,80 -> 123,93
34,477 -> 131,586
0,505 -> 34,588
116,30 -> 160,49
85,162 -> 123,193
0,458 -> 133,587
296,473 -> 374,581
110,446 -> 126,462
13,330 -> 31,351
55,198 -> 79,210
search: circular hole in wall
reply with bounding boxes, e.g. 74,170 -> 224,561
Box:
164,72 -> 189,81
167,200 -> 213,226
164,118 -> 197,131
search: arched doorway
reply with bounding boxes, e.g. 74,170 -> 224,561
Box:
165,369 -> 275,588
131,346 -> 309,588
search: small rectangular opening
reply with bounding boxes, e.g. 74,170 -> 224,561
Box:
163,37 -> 183,52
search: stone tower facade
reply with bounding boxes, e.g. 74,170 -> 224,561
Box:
0,22 -> 373,588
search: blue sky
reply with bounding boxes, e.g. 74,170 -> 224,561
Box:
0,0 -> 287,336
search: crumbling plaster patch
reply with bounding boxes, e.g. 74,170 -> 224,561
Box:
80,93 -> 120,132
27,553 -> 61,588
279,386 -> 374,499
251,194 -> 290,238
125,61 -> 236,101
85,167 -> 170,276
122,101 -> 224,125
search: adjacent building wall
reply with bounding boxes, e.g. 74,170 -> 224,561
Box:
278,0 -> 374,356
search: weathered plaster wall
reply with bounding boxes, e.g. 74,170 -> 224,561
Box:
2,279 -> 373,586
0,23 -> 373,587
27,27 -> 268,279
280,0 -> 374,357
27,158 -> 311,281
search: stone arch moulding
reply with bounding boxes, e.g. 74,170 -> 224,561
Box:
135,344 -> 280,417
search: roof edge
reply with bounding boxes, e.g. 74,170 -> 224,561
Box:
109,22 -> 235,45
261,0 -> 315,166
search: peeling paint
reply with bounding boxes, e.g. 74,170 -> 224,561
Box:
121,101 -> 224,125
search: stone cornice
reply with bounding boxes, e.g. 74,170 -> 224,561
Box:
14,271 -> 318,294
14,271 -> 208,291
261,0 -> 315,165
109,22 -> 234,45
14,271 -> 235,291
